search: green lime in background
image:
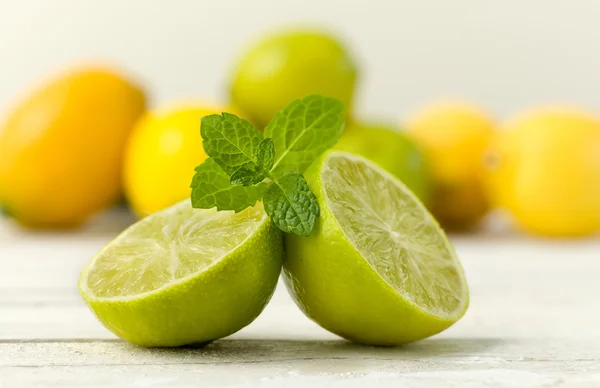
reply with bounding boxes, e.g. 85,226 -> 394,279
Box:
230,29 -> 358,127
336,122 -> 432,203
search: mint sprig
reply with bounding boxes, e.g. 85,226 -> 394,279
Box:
257,138 -> 275,173
191,158 -> 267,212
265,95 -> 345,175
190,95 -> 344,236
264,172 -> 320,236
201,112 -> 263,175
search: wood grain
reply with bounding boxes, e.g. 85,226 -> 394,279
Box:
1,215 -> 599,387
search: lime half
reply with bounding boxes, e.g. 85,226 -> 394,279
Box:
79,201 -> 282,347
284,151 -> 469,345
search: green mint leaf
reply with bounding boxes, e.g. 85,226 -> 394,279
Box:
201,113 -> 263,175
230,166 -> 265,186
257,138 -> 275,173
264,95 -> 344,175
191,158 -> 267,212
263,171 -> 320,236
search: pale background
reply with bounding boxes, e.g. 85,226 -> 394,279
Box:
1,0 -> 599,125
2,3 -> 600,385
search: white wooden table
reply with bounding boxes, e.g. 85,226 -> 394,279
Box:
1,211 -> 599,387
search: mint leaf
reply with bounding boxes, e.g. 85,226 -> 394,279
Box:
190,95 -> 347,236
264,95 -> 344,175
230,166 -> 265,186
264,171 -> 319,236
257,138 -> 275,173
191,158 -> 267,212
201,113 -> 263,175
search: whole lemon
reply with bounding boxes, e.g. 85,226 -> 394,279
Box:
485,107 -> 600,237
0,67 -> 146,228
335,122 -> 432,203
408,102 -> 495,230
230,29 -> 358,127
124,104 -> 230,217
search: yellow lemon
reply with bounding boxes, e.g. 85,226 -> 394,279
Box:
124,104 -> 232,217
0,67 -> 146,228
408,102 -> 495,230
485,107 -> 600,237
230,29 -> 358,127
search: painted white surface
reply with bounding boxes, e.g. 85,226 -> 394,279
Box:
1,213 -> 599,387
1,0 -> 600,122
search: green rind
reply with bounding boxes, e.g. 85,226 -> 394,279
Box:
283,151 -> 469,346
335,123 -> 432,204
79,210 -> 283,347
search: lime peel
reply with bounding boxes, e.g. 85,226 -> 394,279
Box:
284,151 -> 469,346
79,201 -> 283,347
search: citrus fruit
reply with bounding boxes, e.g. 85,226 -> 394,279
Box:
408,102 -> 495,230
335,122 -> 432,203
485,107 -> 600,237
0,66 -> 146,228
283,151 -> 469,346
230,29 -> 358,127
79,201 -> 282,347
124,104 -> 231,217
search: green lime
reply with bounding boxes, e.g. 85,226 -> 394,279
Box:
335,122 -> 432,203
230,29 -> 358,127
79,201 -> 282,347
283,151 -> 469,346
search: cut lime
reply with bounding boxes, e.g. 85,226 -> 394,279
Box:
79,201 -> 282,347
335,122 -> 432,203
284,151 -> 469,345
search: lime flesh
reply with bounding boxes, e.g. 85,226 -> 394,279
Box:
79,201 -> 282,347
336,122 -> 432,203
284,151 -> 469,345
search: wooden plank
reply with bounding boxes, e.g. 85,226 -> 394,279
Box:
2,235 -> 599,295
2,292 -> 599,340
0,339 -> 598,387
2,337 -> 599,366
2,365 -> 598,388
1,237 -> 600,340
2,215 -> 600,386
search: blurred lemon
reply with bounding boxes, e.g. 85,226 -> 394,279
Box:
0,67 -> 146,228
408,102 -> 495,230
335,122 -> 432,202
230,29 -> 358,127
485,107 -> 600,237
124,104 -> 231,217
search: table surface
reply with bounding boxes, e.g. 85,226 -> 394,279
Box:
1,211 -> 599,388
